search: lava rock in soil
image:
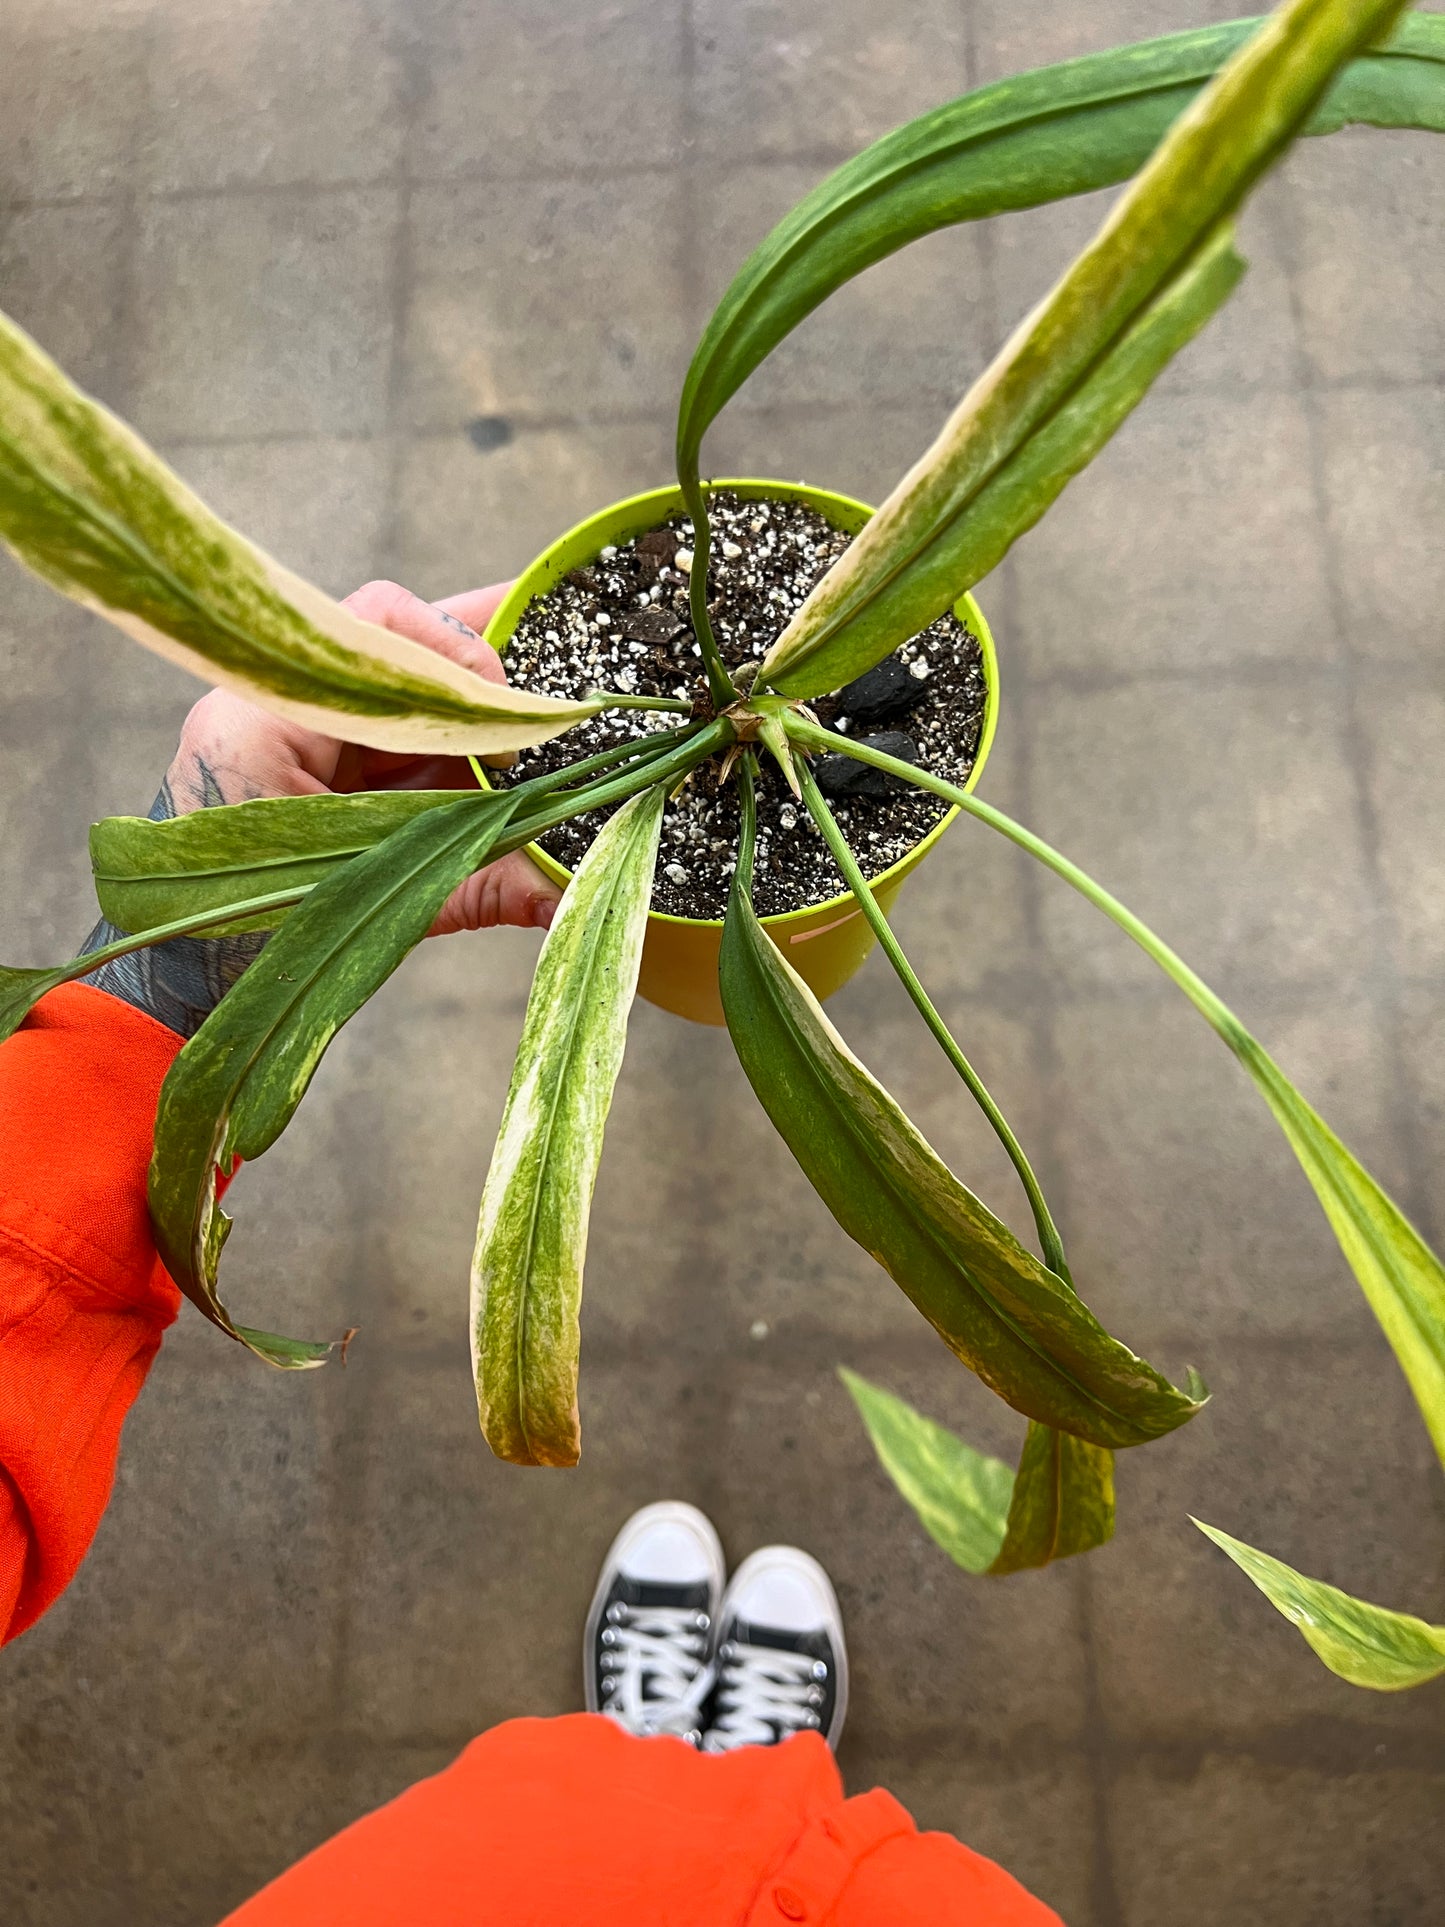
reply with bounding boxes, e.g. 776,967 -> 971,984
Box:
494,490 -> 988,919
814,733 -> 919,799
833,658 -> 920,729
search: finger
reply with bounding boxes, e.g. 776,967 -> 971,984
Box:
428,850 -> 564,938
429,591 -> 518,766
343,578 -> 508,684
434,582 -> 514,645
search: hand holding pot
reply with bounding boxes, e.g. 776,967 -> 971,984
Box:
166,578 -> 564,936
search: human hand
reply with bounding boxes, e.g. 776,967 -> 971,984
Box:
164,579 -> 563,936
80,580 -> 563,1037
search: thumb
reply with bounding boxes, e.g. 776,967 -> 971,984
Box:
343,578 -> 511,683
342,578 -> 517,769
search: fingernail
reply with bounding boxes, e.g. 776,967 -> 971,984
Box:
533,897 -> 557,930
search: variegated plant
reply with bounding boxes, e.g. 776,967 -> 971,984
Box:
2,1 -> 1443,1685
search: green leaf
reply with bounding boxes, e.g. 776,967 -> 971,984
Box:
791,717 -> 1445,1477
1194,1521 -> 1445,1691
991,1421 -> 1115,1574
840,1368 -> 1013,1572
0,309 -> 600,754
0,965 -> 76,1044
719,782 -> 1203,1450
472,784 -> 665,1466
677,15 -> 1445,497
91,791 -> 464,936
149,790 -> 521,1367
759,0 -> 1411,697
1228,1050 -> 1445,1471
840,1369 -> 1113,1574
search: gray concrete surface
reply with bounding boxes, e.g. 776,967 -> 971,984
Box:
2,2 -> 1443,1922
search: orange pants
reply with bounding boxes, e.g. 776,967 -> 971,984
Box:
0,985 -> 1058,1922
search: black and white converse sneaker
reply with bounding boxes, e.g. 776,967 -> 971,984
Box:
584,1501 -> 726,1745
703,1545 -> 849,1753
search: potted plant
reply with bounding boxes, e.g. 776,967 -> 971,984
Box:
1,0 -> 1443,1687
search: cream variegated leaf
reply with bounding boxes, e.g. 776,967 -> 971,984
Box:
0,309 -> 601,753
472,784 -> 666,1467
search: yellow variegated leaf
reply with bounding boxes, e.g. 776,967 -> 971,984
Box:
841,1370 -> 1114,1574
1195,1522 -> 1445,1691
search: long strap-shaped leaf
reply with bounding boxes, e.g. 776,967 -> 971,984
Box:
760,0 -> 1411,697
840,1370 -> 1114,1574
1194,1521 -> 1445,1691
472,785 -> 665,1466
794,751 -> 1071,1276
677,14 -> 1444,494
758,223 -> 1243,699
91,791 -> 466,936
719,768 -> 1202,1450
149,791 -> 521,1366
90,728 -> 707,936
0,312 -> 600,754
789,718 -> 1445,1472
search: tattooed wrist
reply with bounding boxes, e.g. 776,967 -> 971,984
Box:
79,760 -> 269,1039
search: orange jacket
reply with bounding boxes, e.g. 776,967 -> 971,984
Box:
224,1713 -> 1060,1927
0,984 -> 1060,1925
0,985 -> 182,1641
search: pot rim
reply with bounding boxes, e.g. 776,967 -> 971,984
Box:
482,477 -> 1000,931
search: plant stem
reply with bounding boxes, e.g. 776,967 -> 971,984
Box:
468,722 -> 700,802
734,749 -> 759,892
786,714 -> 1245,1049
583,689 -> 694,714
794,755 -> 1071,1280
679,476 -> 740,710
21,885 -> 313,995
499,717 -> 734,854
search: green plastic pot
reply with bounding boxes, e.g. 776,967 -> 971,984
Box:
484,479 -> 999,1026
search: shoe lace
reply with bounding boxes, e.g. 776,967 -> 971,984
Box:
703,1639 -> 827,1751
599,1603 -> 715,1741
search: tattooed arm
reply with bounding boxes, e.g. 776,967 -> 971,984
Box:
79,768 -> 271,1039
78,579 -> 563,1037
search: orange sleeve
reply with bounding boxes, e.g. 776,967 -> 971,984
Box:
0,983 -> 184,1644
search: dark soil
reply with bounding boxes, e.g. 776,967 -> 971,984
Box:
496,490 -> 989,919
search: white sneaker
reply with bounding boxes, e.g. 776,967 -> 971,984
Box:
584,1501 -> 725,1745
703,1545 -> 849,1753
